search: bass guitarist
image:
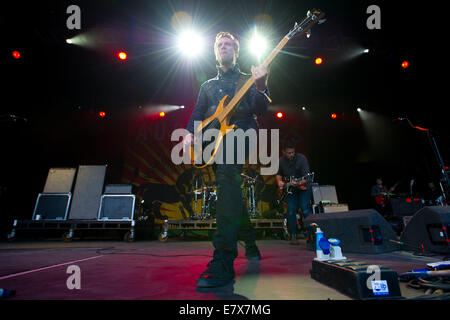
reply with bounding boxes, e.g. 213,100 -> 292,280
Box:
276,141 -> 313,245
183,31 -> 270,288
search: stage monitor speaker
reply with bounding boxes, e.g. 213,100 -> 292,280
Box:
68,165 -> 107,220
32,193 -> 71,220
400,206 -> 450,254
312,185 -> 338,204
104,184 -> 132,194
304,209 -> 400,254
43,168 -> 76,193
98,194 -> 135,221
391,197 -> 424,217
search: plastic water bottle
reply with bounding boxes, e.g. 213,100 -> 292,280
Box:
315,227 -> 324,251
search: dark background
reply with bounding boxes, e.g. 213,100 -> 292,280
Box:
1,0 -> 447,236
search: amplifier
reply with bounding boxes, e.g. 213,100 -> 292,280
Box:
312,185 -> 338,204
313,203 -> 349,214
310,259 -> 402,300
104,184 -> 132,194
32,193 -> 71,220
98,194 -> 135,221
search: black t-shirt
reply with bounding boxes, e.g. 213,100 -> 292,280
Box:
277,153 -> 310,180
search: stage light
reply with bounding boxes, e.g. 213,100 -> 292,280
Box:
357,108 -> 362,112
363,49 -> 369,53
176,30 -> 205,58
180,105 -> 185,109
159,111 -> 166,117
117,51 -> 127,60
302,106 -> 306,111
331,113 -> 337,119
276,112 -> 283,119
66,39 -> 73,44
249,30 -> 267,59
314,57 -> 323,65
401,60 -> 409,68
12,51 -> 21,59
99,111 -> 106,118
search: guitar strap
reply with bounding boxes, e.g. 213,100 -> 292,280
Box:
233,73 -> 251,111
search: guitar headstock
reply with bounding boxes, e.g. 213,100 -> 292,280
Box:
285,9 -> 326,40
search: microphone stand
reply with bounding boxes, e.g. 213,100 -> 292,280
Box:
402,118 -> 450,203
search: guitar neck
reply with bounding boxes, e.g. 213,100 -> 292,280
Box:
218,11 -> 324,123
218,37 -> 290,123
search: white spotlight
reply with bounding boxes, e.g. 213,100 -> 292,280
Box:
176,30 -> 205,58
249,30 -> 267,59
357,107 -> 362,112
363,49 -> 369,53
66,39 -> 73,44
302,106 -> 306,110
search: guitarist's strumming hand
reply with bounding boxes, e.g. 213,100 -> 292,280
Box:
292,179 -> 308,190
277,180 -> 285,190
251,65 -> 268,91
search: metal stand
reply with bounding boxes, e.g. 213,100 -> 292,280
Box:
404,118 -> 450,202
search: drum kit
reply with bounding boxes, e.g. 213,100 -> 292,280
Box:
188,169 -> 264,220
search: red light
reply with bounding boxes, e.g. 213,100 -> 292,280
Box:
159,111 -> 165,117
117,51 -> 127,60
331,113 -> 337,119
12,51 -> 21,59
276,112 -> 283,119
99,111 -> 106,118
401,61 -> 409,68
406,198 -> 412,203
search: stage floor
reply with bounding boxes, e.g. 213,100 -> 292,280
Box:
0,239 -> 445,300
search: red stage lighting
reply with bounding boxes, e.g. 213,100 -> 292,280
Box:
331,113 -> 337,119
401,60 -> 409,69
117,51 -> 127,60
276,112 -> 283,119
12,51 -> 21,59
159,111 -> 165,117
99,111 -> 106,118
314,57 -> 323,65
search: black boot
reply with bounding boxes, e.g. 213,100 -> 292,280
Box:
196,251 -> 235,288
245,244 -> 261,261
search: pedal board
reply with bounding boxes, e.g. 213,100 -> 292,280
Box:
310,259 -> 403,300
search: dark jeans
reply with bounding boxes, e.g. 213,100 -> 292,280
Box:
286,188 -> 312,235
211,122 -> 256,261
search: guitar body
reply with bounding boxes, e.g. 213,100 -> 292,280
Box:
374,195 -> 386,207
190,95 -> 236,168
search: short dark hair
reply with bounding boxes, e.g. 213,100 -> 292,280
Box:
284,141 -> 295,150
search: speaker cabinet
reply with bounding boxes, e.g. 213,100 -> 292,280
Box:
304,209 -> 400,254
390,197 -> 424,217
400,206 -> 450,254
68,165 -> 107,220
98,194 -> 135,221
43,168 -> 76,193
32,193 -> 71,220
